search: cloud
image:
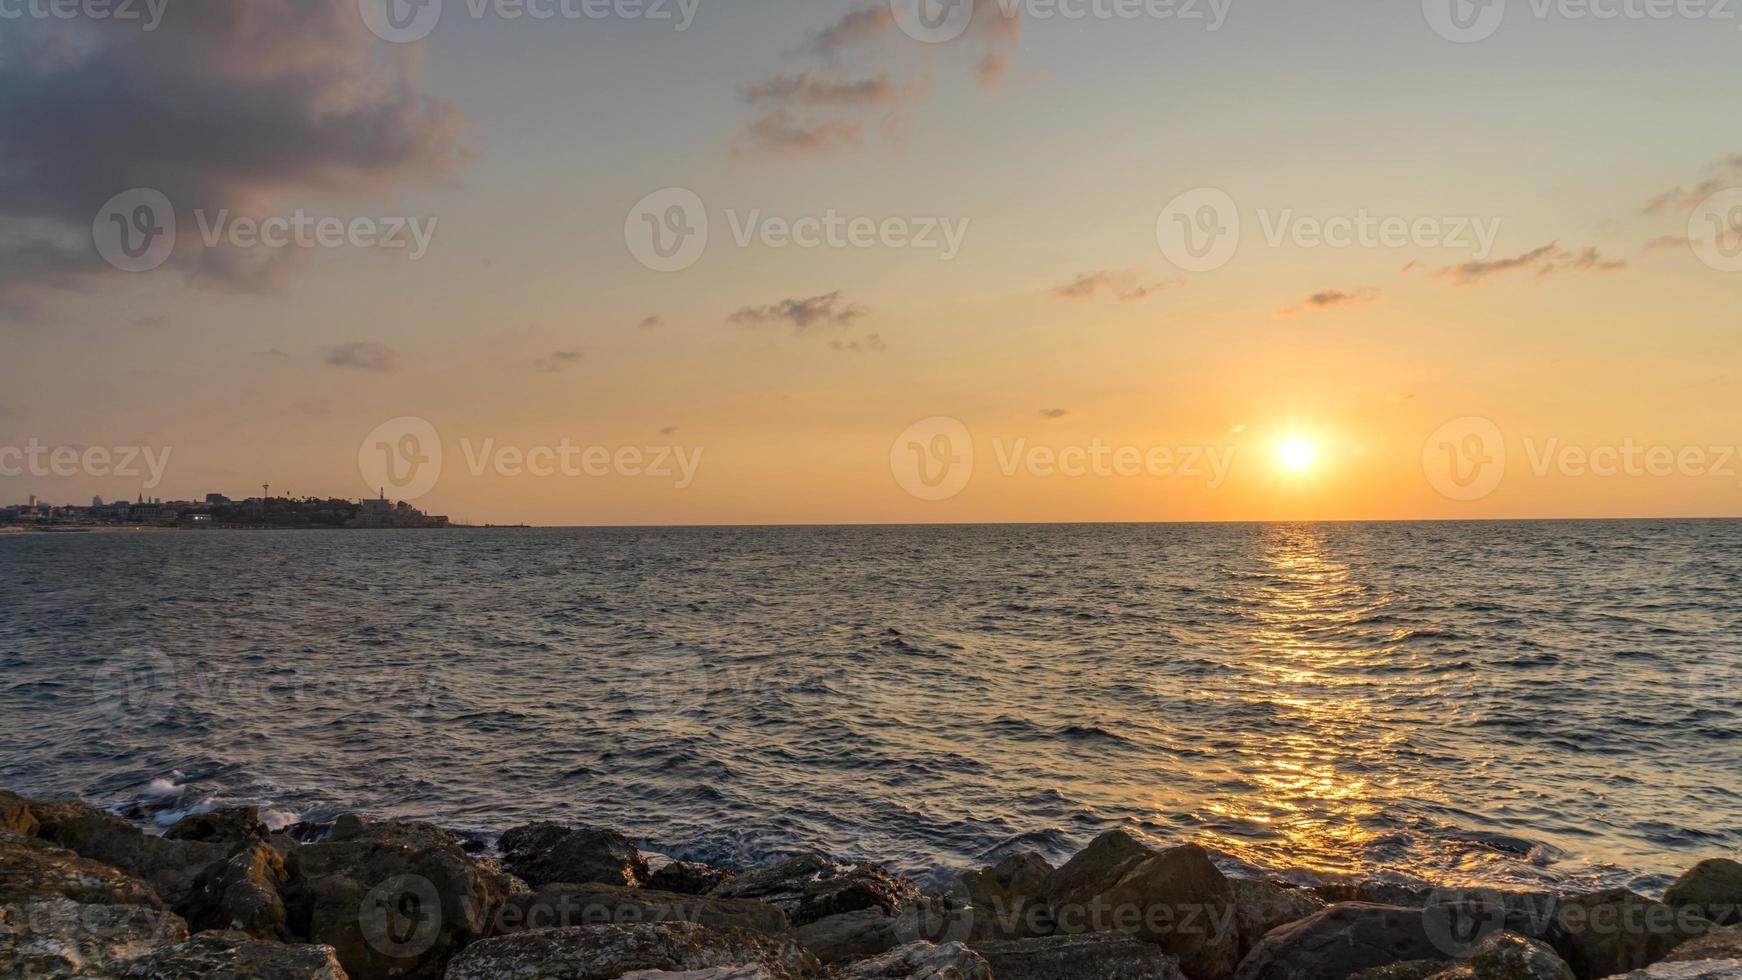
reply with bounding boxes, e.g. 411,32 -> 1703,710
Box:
0,0 -> 467,319
534,350 -> 583,373
729,291 -> 869,332
324,341 -> 397,372
636,315 -> 665,330
658,426 -> 680,436
1642,155 -> 1742,215
1051,270 -> 1181,301
1645,235 -> 1690,251
1277,287 -> 1381,317
1434,243 -> 1625,286
1039,408 -> 1069,419
738,0 -> 1022,157
830,333 -> 887,353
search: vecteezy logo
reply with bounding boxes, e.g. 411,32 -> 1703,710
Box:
1422,888 -> 1511,957
358,417 -> 443,502
625,188 -> 708,272
891,0 -> 976,43
93,188 -> 176,273
90,647 -> 178,728
1689,187 -> 1742,273
891,416 -> 973,501
1156,188 -> 1240,273
360,0 -> 444,43
1423,416 -> 1506,501
359,874 -> 443,960
1423,0 -> 1506,42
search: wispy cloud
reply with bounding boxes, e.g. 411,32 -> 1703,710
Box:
729,291 -> 869,332
636,315 -> 665,330
1434,244 -> 1625,286
1051,270 -> 1181,301
324,341 -> 396,372
830,333 -> 887,353
1277,287 -> 1381,317
1039,408 -> 1070,419
1641,155 -> 1742,214
534,350 -> 583,373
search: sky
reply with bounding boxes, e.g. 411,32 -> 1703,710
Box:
1,0 -> 1740,525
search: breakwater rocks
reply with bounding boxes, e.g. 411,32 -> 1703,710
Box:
1,790 -> 1739,980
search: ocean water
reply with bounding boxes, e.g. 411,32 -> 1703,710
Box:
2,522 -> 1739,896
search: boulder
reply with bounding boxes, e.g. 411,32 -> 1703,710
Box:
0,897 -> 188,977
1663,923 -> 1742,962
830,941 -> 991,980
1425,930 -> 1573,979
498,881 -> 789,935
1598,962 -> 1742,979
118,929 -> 349,979
650,860 -> 737,896
1228,879 -> 1325,955
1542,890 -> 1709,980
27,796 -> 230,907
951,854 -> 1054,940
620,971 -> 777,980
1316,884 -> 1437,909
498,822 -> 650,889
1233,903 -> 1446,980
974,933 -> 1189,980
164,806 -> 270,845
0,792 -> 37,837
795,897 -> 968,966
1043,831 -> 1241,980
1662,860 -> 1742,927
181,840 -> 290,940
441,921 -> 818,980
0,830 -> 164,907
711,855 -> 919,928
281,816 -> 511,980
1348,965 -> 1446,980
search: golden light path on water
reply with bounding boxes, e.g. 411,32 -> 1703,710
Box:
1186,524 -> 1450,883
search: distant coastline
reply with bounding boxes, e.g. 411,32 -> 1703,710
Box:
1,488 -> 458,531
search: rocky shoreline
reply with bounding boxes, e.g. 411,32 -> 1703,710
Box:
2,789 -> 1739,979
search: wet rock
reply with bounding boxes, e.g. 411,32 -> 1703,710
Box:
0,830 -> 164,907
442,921 -> 818,980
181,840 -> 290,940
951,854 -> 1054,940
711,855 -> 919,928
164,806 -> 270,845
0,897 -> 188,977
118,929 -> 349,979
1542,889 -> 1709,980
795,898 -> 963,966
1663,860 -> 1742,927
1348,964 -> 1446,980
0,792 -> 37,837
1043,831 -> 1241,980
1426,930 -> 1573,979
281,816 -> 511,980
830,940 -> 991,980
974,933 -> 1189,980
1663,923 -> 1742,962
498,881 -> 790,935
1228,879 -> 1325,955
499,822 -> 651,889
650,860 -> 738,896
1314,883 -> 1437,909
1233,902 -> 1445,980
27,796 -> 231,907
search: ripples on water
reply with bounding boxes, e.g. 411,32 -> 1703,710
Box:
1,522 -> 1738,895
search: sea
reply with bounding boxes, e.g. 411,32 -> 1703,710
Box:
2,521 -> 1738,897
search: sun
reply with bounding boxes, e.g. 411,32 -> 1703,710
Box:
1278,437 -> 1316,473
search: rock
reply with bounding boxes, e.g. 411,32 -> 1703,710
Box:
0,792 -> 37,837
498,822 -> 651,889
118,929 -> 349,978
498,881 -> 790,935
1228,879 -> 1325,955
650,860 -> 737,896
1043,831 -> 1241,980
1542,890 -> 1709,980
1664,923 -> 1742,962
620,970 -> 777,980
830,941 -> 991,980
1598,962 -> 1742,979
974,933 -> 1189,980
1426,930 -> 1573,979
27,796 -> 231,908
164,806 -> 269,844
0,897 -> 188,977
711,855 -> 919,928
181,840 -> 290,940
797,909 -> 903,965
281,816 -> 511,980
1315,884 -> 1437,909
1663,860 -> 1742,927
951,854 -> 1054,940
1233,903 -> 1446,980
1348,964 -> 1446,980
0,829 -> 165,907
441,922 -> 818,980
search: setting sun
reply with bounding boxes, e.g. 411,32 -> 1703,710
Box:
1279,438 -> 1316,473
